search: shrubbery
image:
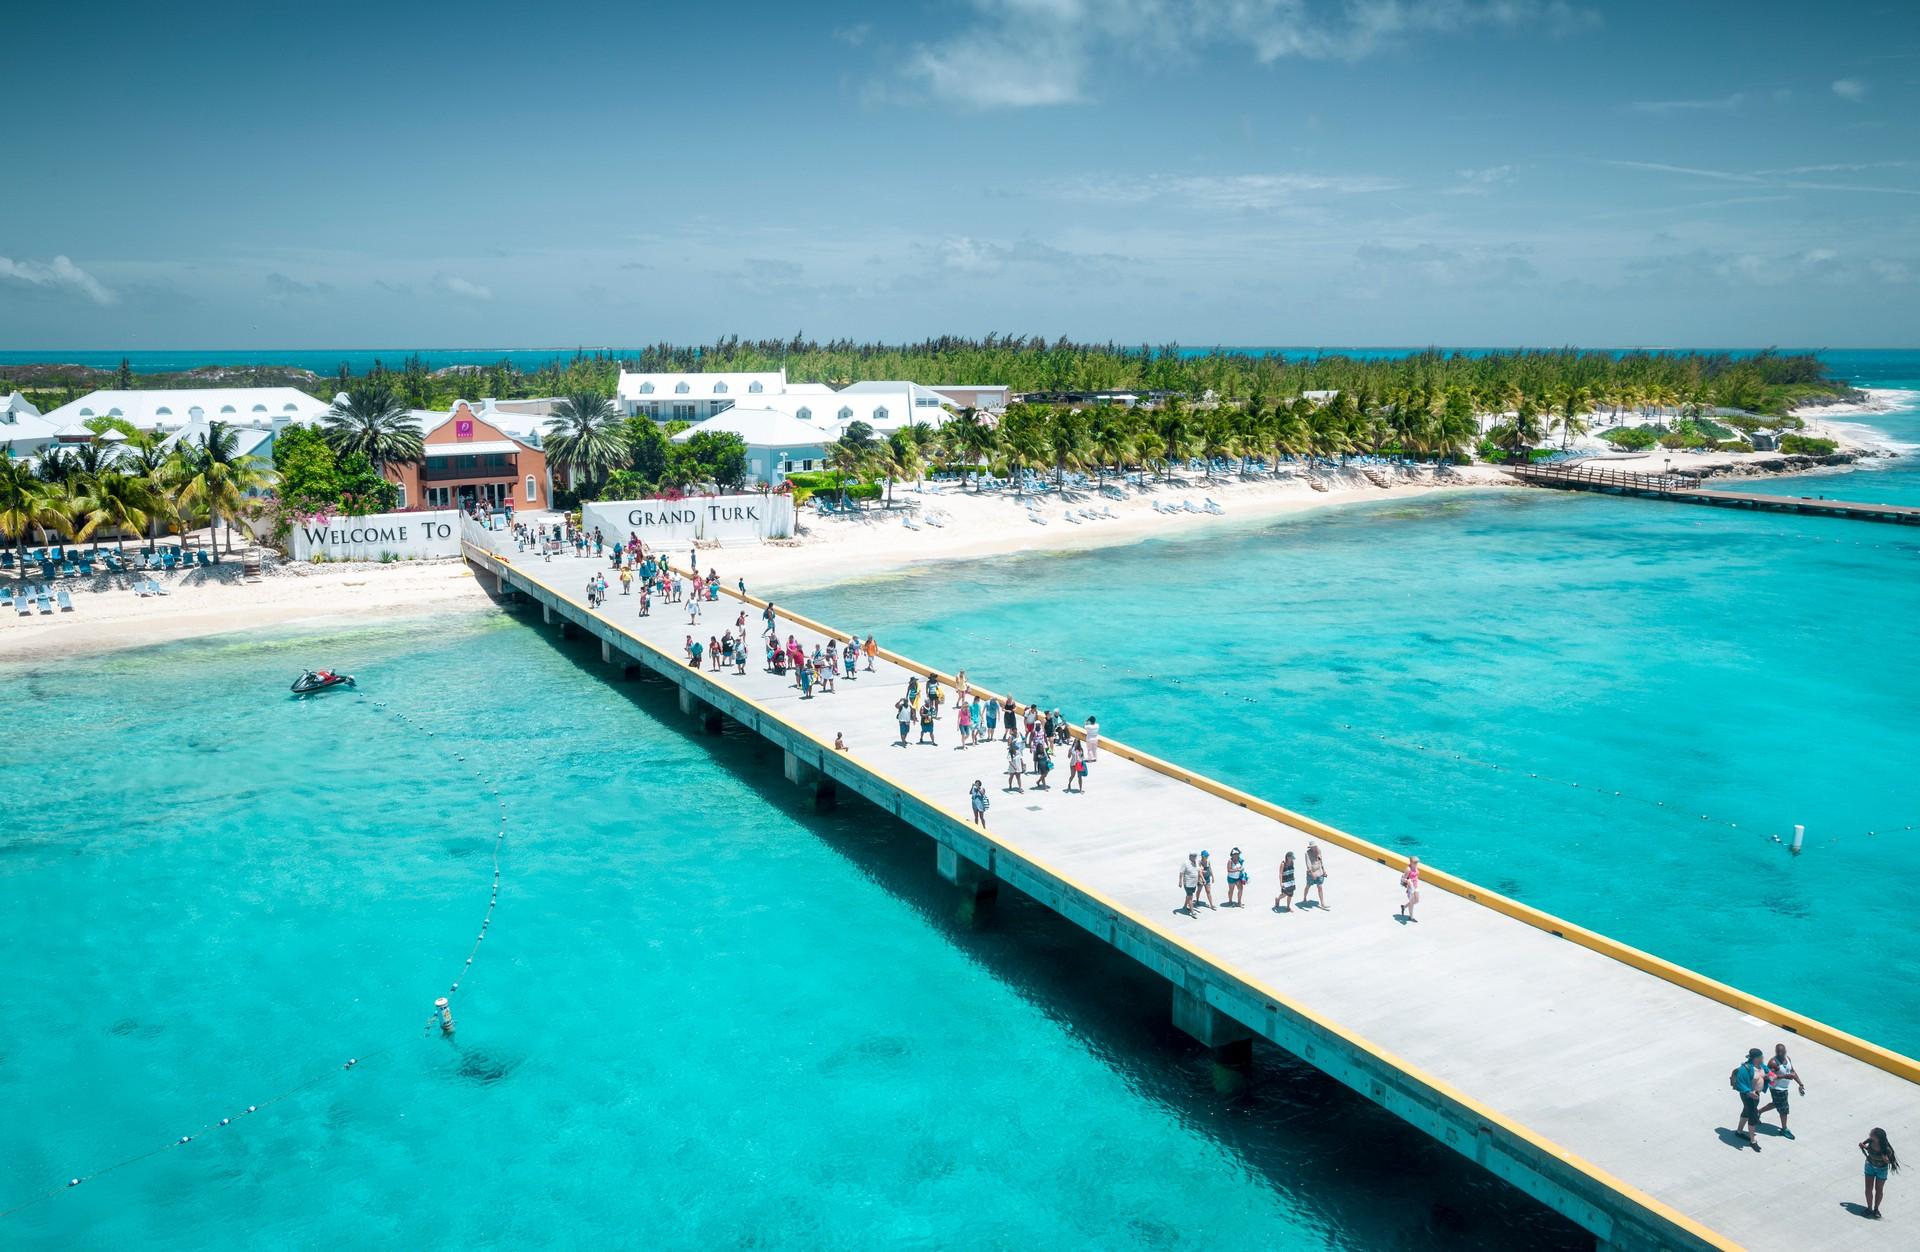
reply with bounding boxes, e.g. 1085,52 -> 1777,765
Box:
1602,427 -> 1659,451
1779,434 -> 1838,456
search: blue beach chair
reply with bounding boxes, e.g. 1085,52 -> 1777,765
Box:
56,589 -> 74,612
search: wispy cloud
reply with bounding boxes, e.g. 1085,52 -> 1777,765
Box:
1069,171 -> 1401,210
1445,164 -> 1517,194
1831,77 -> 1869,101
434,273 -> 494,300
1626,91 -> 1747,114
904,0 -> 1601,110
0,253 -> 118,305
1606,159 -> 1920,197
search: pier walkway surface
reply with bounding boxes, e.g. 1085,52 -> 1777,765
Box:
466,533 -> 1916,1252
1510,463 -> 1920,526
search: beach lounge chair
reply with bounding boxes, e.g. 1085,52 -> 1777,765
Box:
1203,499 -> 1225,515
1028,510 -> 1048,525
162,551 -> 177,571
903,516 -> 920,531
1182,499 -> 1202,513
0,585 -> 11,609
148,578 -> 169,596
56,589 -> 74,612
37,592 -> 54,614
923,512 -> 946,528
1064,510 -> 1082,524
14,592 -> 30,617
195,550 -> 211,567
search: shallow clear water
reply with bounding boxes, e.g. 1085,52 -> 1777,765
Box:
792,415 -> 1920,1057
0,615 -> 1585,1249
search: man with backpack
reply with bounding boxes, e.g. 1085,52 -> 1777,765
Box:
1733,1047 -> 1768,1151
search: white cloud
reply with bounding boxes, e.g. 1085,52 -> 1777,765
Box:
0,254 -> 118,305
1446,164 -> 1517,194
1070,171 -> 1400,209
1626,92 -> 1747,114
1831,78 -> 1869,101
434,273 -> 494,300
906,0 -> 1601,109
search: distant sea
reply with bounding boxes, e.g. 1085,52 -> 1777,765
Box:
0,347 -> 1913,377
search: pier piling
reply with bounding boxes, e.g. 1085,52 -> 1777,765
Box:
1171,984 -> 1253,1057
937,842 -> 998,901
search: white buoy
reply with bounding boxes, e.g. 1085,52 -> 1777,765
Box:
1791,824 -> 1805,856
435,996 -> 456,1036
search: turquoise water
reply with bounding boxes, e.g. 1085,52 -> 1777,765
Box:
0,615 -> 1586,1249
791,415 -> 1920,1057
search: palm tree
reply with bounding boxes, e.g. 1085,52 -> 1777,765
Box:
1046,407 -> 1090,488
325,382 -> 425,473
942,410 -> 998,489
879,430 -> 922,508
1555,386 -> 1590,450
1197,412 -> 1237,479
1085,406 -> 1133,490
1152,405 -> 1190,480
542,392 -> 628,496
177,422 -> 274,557
826,420 -> 877,507
80,470 -> 156,553
1,457 -> 63,579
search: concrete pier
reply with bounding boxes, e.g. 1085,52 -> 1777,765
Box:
466,538 -> 1917,1252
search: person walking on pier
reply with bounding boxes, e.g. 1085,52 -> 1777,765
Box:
1004,736 -> 1026,792
956,697 -> 972,747
1179,854 -> 1200,916
1757,1043 -> 1806,1139
1733,1048 -> 1768,1151
1197,850 -> 1217,910
1398,856 -> 1421,922
1276,851 -> 1296,912
969,695 -> 984,746
970,780 -> 989,828
763,603 -> 777,637
863,633 -> 878,671
1224,847 -> 1246,906
1066,740 -> 1086,792
1083,715 -> 1099,761
1861,1127 -> 1898,1219
896,696 -> 912,746
1297,845 -> 1327,907
917,699 -> 937,745
983,694 -> 999,741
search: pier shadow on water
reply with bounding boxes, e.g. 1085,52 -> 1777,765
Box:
522,608 -> 1590,1252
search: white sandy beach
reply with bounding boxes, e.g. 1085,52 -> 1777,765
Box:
5,393 -> 1908,665
3,466 -> 1508,662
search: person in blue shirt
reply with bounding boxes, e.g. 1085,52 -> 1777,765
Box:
1734,1048 -> 1767,1151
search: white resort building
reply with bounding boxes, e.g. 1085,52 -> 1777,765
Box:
669,408 -> 832,485
617,370 -> 791,421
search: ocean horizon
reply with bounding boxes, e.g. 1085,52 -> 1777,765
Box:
3,346 -> 1917,378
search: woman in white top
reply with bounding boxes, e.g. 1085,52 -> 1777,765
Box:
1083,716 -> 1100,761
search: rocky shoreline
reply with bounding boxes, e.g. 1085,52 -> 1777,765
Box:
1679,449 -> 1891,483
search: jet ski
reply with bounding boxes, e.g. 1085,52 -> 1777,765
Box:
292,669 -> 356,695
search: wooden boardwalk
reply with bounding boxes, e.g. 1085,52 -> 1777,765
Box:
467,532 -> 1917,1251
1509,463 -> 1920,525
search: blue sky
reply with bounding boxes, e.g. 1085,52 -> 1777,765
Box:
2,0 -> 1916,348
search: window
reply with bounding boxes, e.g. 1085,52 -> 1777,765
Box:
838,406 -> 853,421
252,404 -> 268,413
802,458 -> 816,471
220,405 -> 237,414
748,380 -> 764,394
639,382 -> 655,394
525,474 -> 538,502
155,407 -> 173,417
674,381 -> 690,394
395,484 -> 408,509
713,381 -> 728,394
796,407 -> 812,421
872,406 -> 888,422
674,403 -> 696,421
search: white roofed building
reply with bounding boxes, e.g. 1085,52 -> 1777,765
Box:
617,369 -> 787,421
670,407 -> 830,485
37,387 -> 329,436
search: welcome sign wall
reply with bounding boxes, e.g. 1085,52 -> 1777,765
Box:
292,509 -> 464,561
582,494 -> 796,546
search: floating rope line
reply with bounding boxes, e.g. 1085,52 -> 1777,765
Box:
0,697 -> 514,1221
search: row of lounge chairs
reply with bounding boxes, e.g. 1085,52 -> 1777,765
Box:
3,583 -> 74,615
1152,498 -> 1227,515
2,547 -> 216,577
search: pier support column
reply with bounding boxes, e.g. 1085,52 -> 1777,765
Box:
601,638 -> 613,665
621,664 -> 642,682
681,687 -> 723,734
784,749 -> 819,787
542,602 -> 553,624
937,843 -> 998,900
784,749 -> 836,808
1172,985 -> 1252,1059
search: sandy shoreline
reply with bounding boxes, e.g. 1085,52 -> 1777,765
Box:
7,388 -> 1911,664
